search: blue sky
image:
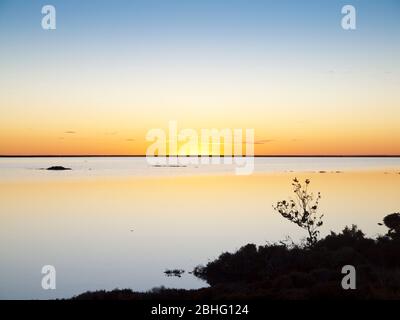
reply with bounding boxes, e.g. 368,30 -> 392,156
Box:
0,0 -> 399,155
1,0 -> 399,53
1,0 -> 399,74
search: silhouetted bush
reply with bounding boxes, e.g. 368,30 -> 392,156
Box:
273,178 -> 323,246
380,213 -> 400,240
189,218 -> 400,299
73,214 -> 400,300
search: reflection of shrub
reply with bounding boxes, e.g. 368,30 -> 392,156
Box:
273,178 -> 323,247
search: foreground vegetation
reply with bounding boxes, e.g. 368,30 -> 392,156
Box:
72,179 -> 400,300
73,219 -> 400,300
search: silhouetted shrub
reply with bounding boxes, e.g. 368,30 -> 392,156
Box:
316,225 -> 374,252
73,215 -> 400,300
380,213 -> 400,240
273,178 -> 323,246
189,223 -> 400,299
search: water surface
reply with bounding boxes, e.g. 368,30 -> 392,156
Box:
0,157 -> 399,299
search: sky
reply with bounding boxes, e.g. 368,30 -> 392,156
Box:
0,0 -> 399,155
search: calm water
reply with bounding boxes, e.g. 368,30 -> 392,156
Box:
0,157 -> 399,299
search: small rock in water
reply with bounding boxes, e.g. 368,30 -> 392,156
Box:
46,166 -> 71,171
164,269 -> 185,278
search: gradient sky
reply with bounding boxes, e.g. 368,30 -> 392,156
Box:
0,0 -> 399,155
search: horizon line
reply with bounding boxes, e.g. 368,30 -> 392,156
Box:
1,155 -> 400,158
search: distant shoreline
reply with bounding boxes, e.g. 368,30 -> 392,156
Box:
0,155 -> 400,158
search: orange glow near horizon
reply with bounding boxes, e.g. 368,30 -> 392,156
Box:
1,119 -> 400,156
1,0 -> 400,156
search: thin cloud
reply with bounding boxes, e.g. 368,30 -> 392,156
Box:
254,139 -> 275,145
64,131 -> 76,134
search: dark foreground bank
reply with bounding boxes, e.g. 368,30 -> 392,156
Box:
72,214 -> 400,300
